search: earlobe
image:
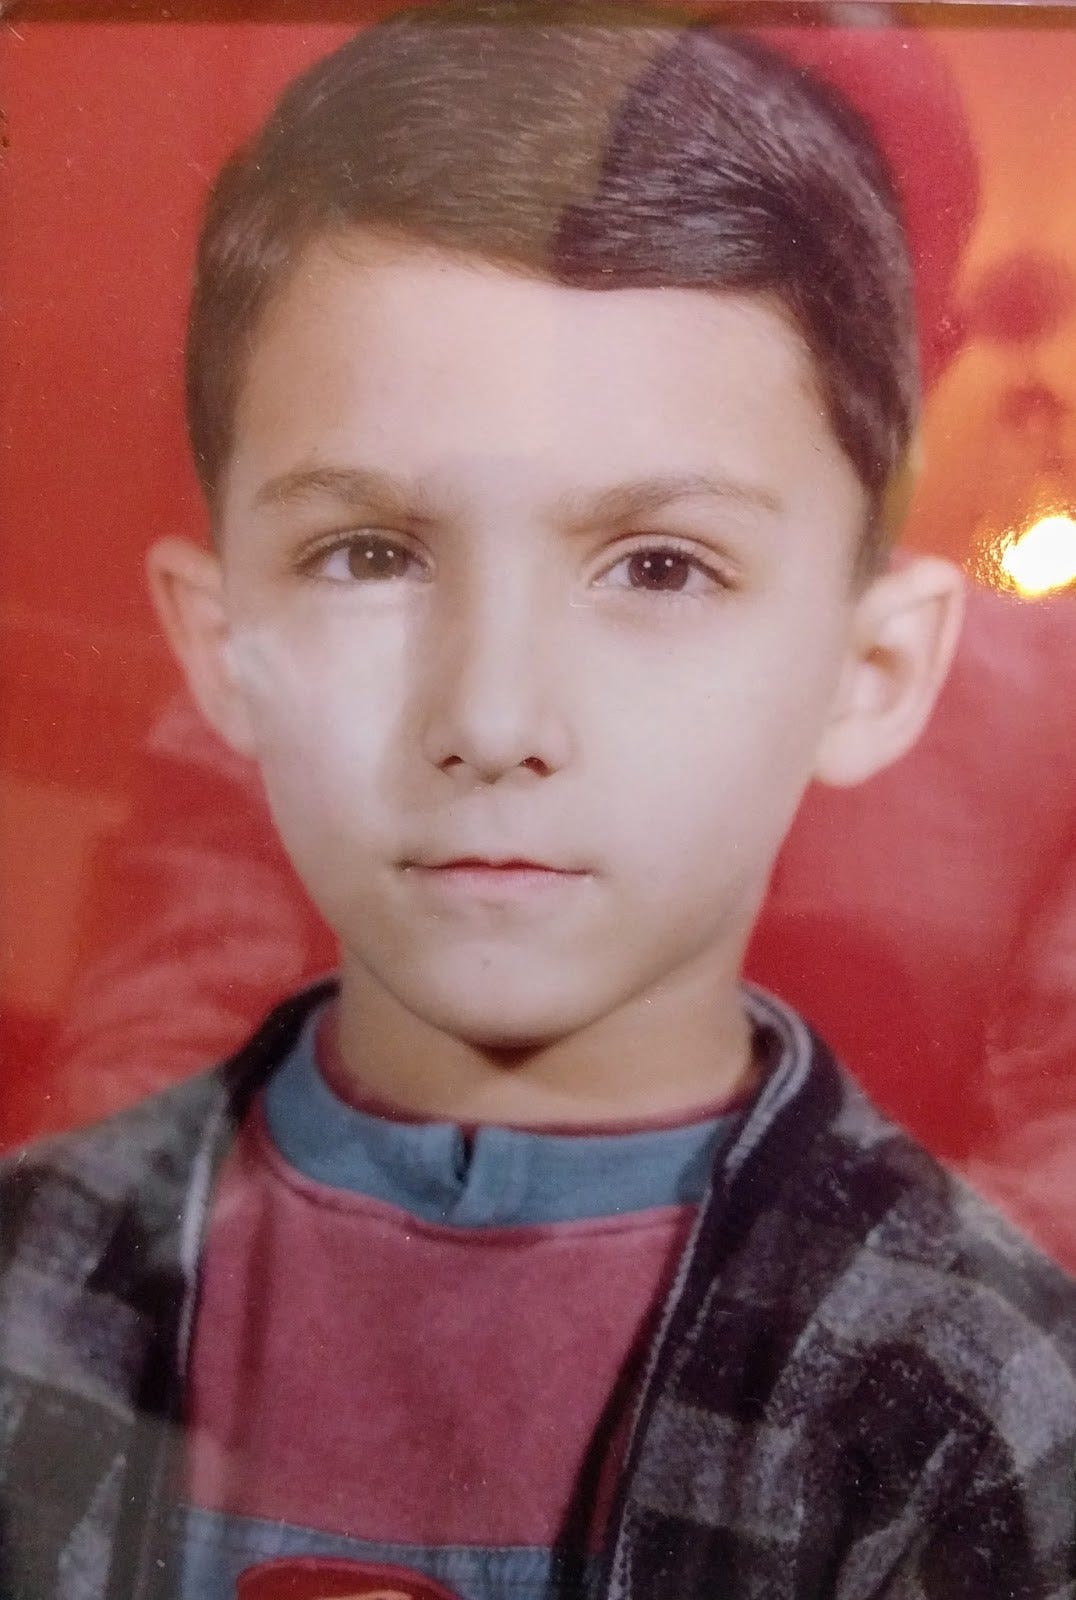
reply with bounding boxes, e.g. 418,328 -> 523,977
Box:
814,556 -> 965,788
146,536 -> 258,758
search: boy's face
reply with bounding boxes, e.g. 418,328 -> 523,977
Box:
169,235 -> 890,1048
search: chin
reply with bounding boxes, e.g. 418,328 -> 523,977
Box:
428,1001 -> 576,1053
404,968 -> 604,1053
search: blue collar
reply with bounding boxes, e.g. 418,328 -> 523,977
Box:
263,1004 -> 752,1228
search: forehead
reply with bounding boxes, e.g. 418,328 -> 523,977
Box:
224,233 -> 864,542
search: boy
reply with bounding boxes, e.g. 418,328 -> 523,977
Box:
2,4 -> 1074,1598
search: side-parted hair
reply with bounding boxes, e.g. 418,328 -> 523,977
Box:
186,0 -> 918,570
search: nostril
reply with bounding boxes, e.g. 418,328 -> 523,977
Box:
962,251 -> 1076,346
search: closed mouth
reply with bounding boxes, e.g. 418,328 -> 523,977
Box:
429,858 -> 570,872
400,857 -> 590,879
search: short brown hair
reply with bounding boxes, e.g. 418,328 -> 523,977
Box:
186,0 -> 918,568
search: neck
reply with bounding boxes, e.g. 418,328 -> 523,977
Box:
332,953 -> 758,1129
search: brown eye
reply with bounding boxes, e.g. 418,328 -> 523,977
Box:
346,537 -> 413,580
627,549 -> 694,592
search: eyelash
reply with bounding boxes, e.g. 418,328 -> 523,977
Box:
298,531 -> 735,596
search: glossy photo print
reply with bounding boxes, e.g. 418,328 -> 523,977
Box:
2,4 -> 1076,1597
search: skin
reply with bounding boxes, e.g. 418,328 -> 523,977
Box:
152,233 -> 962,1126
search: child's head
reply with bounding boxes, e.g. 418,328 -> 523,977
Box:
152,1 -> 961,1061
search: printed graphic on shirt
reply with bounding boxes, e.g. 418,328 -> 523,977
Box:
237,1557 -> 465,1600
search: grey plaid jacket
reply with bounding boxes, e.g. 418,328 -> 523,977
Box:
1,981 -> 1075,1600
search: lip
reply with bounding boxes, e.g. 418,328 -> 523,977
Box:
419,856 -> 570,871
401,857 -> 589,901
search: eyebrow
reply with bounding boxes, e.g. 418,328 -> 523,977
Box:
558,473 -> 784,527
253,464 -> 421,516
252,463 -> 784,522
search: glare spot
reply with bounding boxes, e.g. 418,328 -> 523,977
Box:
997,513 -> 1076,597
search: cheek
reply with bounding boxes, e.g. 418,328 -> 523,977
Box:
605,613 -> 846,850
225,622 -> 403,817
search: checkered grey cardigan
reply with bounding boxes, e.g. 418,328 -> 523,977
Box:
1,982 -> 1074,1600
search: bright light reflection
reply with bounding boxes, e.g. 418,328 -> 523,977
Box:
999,513 -> 1076,596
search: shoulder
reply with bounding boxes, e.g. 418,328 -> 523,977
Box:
0,981 -> 333,1439
0,1065 -> 231,1456
813,1067 -> 1076,1347
735,992 -> 1076,1338
0,1065 -> 233,1392
0,979 -> 336,1280
763,1048 -> 1076,1366
708,1021 -> 1076,1478
0,1066 -> 227,1237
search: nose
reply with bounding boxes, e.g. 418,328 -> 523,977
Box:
419,573 -> 573,783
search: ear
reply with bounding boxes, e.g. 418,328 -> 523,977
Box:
814,556 -> 965,788
146,536 -> 258,758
